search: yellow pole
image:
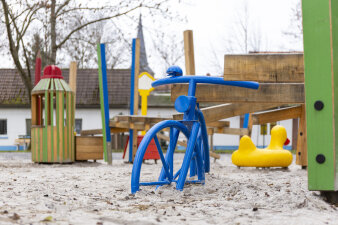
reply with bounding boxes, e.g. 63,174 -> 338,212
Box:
140,91 -> 149,116
139,90 -> 150,135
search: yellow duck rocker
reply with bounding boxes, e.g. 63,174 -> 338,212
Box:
231,125 -> 293,168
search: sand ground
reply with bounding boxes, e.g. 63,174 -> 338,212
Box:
0,152 -> 337,225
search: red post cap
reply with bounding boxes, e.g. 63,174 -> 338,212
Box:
42,65 -> 63,79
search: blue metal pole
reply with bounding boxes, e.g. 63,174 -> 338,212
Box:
100,44 -> 111,143
176,122 -> 200,191
243,113 -> 250,129
129,39 -> 136,162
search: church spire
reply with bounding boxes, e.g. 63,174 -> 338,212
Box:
137,14 -> 154,75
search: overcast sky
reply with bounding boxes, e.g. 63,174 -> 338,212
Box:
145,0 -> 302,77
1,0 -> 302,78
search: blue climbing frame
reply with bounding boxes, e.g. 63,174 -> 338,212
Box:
131,69 -> 259,193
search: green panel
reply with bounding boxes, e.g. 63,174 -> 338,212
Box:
56,92 -> 60,161
43,91 -> 48,162
66,92 -> 71,160
54,79 -> 63,91
31,128 -> 35,161
71,92 -> 75,161
32,78 -> 48,92
332,0 -> 338,189
302,0 -> 336,190
40,79 -> 51,91
97,44 -> 108,161
50,82 -> 54,162
37,128 -> 40,161
62,93 -> 65,161
60,79 -> 72,92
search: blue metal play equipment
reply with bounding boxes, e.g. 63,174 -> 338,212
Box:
131,66 -> 259,193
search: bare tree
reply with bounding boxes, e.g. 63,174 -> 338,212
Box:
207,0 -> 265,75
151,32 -> 184,77
0,0 -> 179,99
227,0 -> 264,54
283,0 -> 303,49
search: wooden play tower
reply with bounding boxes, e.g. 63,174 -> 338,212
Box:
31,65 -> 75,163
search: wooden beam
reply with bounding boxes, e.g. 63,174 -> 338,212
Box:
113,115 -> 171,123
156,133 -> 220,159
80,128 -> 129,136
214,127 -> 249,136
174,103 -> 283,123
183,30 -> 195,75
252,105 -> 302,125
206,121 -> 230,128
109,121 -> 146,130
224,53 -> 304,82
157,133 -> 187,147
171,83 -> 305,104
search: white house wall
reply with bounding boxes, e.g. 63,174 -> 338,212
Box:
0,107 -> 295,150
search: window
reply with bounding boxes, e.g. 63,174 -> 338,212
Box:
75,119 -> 82,134
26,119 -> 31,137
0,119 -> 7,135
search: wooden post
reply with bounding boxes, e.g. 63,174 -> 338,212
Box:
69,61 -> 77,129
184,30 -> 195,75
69,62 -> 77,95
171,83 -> 305,103
31,95 -> 37,125
292,118 -> 298,152
302,0 -> 338,192
296,104 -> 307,167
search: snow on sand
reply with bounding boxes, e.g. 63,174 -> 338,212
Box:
0,153 -> 337,225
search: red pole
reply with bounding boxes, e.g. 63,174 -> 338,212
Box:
35,51 -> 42,125
35,51 -> 42,85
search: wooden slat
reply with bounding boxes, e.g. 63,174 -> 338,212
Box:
252,105 -> 302,125
132,131 -> 138,159
50,85 -> 54,162
206,121 -> 230,128
114,115 -> 171,123
184,30 -> 195,75
110,121 -> 151,130
224,53 -> 304,82
39,128 -> 43,162
76,136 -> 103,145
57,92 -> 64,162
214,127 -> 249,136
157,133 -> 187,147
43,90 -> 48,162
80,129 -> 129,136
71,92 -> 75,161
171,83 -> 305,103
53,127 -> 57,161
156,133 -> 220,159
296,104 -> 307,166
31,95 -> 37,125
47,126 -> 52,162
76,153 -> 103,160
174,103 -> 282,123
